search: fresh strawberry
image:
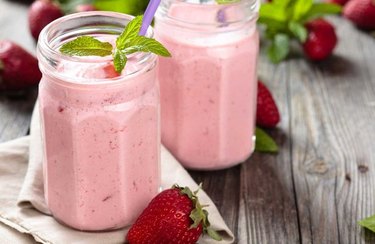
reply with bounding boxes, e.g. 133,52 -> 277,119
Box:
102,63 -> 120,78
343,0 -> 375,30
126,185 -> 221,244
0,40 -> 41,91
75,4 -> 97,12
326,0 -> 349,6
257,81 -> 280,128
28,0 -> 63,41
303,19 -> 337,61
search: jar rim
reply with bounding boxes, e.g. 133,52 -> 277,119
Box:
156,0 -> 259,27
37,11 -> 157,86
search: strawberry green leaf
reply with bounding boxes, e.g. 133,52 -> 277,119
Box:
116,15 -> 143,50
292,0 -> 313,21
359,215 -> 375,233
113,50 -> 127,74
288,21 -> 308,43
123,36 -> 172,57
302,3 -> 342,22
94,0 -> 148,15
267,33 -> 290,64
260,3 -> 288,23
60,36 -> 113,57
255,127 -> 279,153
272,0 -> 294,8
207,228 -> 223,241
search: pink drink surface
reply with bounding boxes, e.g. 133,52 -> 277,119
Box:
156,8 -> 259,170
39,45 -> 160,230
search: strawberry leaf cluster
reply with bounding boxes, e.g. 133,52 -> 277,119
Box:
259,0 -> 342,63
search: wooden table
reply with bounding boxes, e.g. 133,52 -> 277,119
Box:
1,0 -> 375,243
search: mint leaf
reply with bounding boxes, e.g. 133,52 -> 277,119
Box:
116,15 -> 143,50
359,215 -> 375,233
60,36 -> 113,57
267,33 -> 290,63
288,21 -> 307,42
302,3 -> 342,22
113,50 -> 127,73
255,127 -> 278,153
123,36 -> 171,57
60,15 -> 171,74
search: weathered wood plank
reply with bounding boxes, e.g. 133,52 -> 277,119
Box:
0,0 -> 37,143
288,16 -> 375,244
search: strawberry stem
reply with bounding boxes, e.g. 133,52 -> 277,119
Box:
172,184 -> 223,241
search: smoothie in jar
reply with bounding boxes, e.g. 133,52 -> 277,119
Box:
37,12 -> 160,231
155,0 -> 260,170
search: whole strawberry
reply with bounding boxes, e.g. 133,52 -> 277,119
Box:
326,0 -> 349,6
303,19 -> 338,61
126,185 -> 221,244
28,0 -> 63,41
257,81 -> 280,128
343,0 -> 375,30
0,40 -> 41,91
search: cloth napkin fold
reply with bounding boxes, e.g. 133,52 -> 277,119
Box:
0,103 -> 235,244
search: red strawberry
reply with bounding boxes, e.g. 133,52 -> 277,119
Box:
28,0 -> 63,41
343,0 -> 375,30
326,0 -> 349,6
303,19 -> 337,61
102,63 -> 120,78
0,40 -> 41,91
126,185 -> 221,244
257,81 -> 280,128
75,4 -> 97,12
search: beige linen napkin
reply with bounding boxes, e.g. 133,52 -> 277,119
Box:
0,103 -> 235,244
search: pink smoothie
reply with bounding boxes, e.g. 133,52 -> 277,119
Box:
155,3 -> 259,170
39,39 -> 160,230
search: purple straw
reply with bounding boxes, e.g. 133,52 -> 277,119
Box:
139,0 -> 161,36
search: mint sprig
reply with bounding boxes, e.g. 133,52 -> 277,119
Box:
60,15 -> 171,73
258,0 -> 342,63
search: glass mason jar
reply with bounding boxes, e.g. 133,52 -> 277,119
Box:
37,12 -> 160,231
155,0 -> 260,170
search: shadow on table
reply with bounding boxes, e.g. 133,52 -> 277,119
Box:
360,228 -> 375,243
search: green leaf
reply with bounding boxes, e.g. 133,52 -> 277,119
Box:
302,3 -> 342,22
123,36 -> 171,57
288,21 -> 307,42
267,33 -> 290,63
94,0 -> 148,15
255,127 -> 279,153
113,50 -> 127,73
292,0 -> 313,21
359,215 -> 375,233
260,3 -> 288,23
206,228 -> 223,241
60,36 -> 113,57
116,15 -> 143,50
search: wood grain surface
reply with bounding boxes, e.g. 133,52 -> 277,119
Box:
1,0 -> 375,243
